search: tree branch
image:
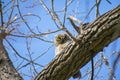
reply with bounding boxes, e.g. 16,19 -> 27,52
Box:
0,37 -> 23,80
35,5 -> 120,80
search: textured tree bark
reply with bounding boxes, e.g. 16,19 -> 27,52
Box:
0,33 -> 23,80
35,5 -> 120,80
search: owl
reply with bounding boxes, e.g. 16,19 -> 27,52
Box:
54,33 -> 81,79
54,33 -> 71,55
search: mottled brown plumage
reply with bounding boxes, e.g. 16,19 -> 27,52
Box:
54,34 -> 81,79
54,34 -> 71,55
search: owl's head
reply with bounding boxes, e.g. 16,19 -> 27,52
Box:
54,34 -> 70,46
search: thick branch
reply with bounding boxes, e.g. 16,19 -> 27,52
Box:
35,5 -> 120,80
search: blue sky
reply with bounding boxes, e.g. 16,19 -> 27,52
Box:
3,0 -> 120,80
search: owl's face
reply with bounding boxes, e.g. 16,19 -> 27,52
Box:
54,34 -> 70,46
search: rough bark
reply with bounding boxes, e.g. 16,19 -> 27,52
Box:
0,33 -> 23,80
35,5 -> 120,80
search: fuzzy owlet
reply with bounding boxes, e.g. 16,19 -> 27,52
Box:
54,33 -> 81,79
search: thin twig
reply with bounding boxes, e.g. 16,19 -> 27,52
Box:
51,0 -> 54,11
10,29 -> 63,43
16,59 -> 24,70
6,38 -> 44,70
96,0 -> 101,18
106,0 -> 112,4
10,28 -> 62,42
63,0 -> 68,25
17,61 -> 44,71
6,0 -> 15,27
5,39 -> 30,62
0,0 -> 4,27
82,57 -> 102,79
68,16 -> 82,25
26,38 -> 38,74
91,58 -> 94,80
109,52 -> 120,80
10,33 -> 54,43
101,53 -> 116,80
83,4 -> 96,22
3,0 -> 12,9
67,16 -> 80,33
91,51 -> 94,80
74,0 -> 80,17
33,44 -> 54,61
9,13 -> 41,25
40,0 -> 60,28
39,0 -> 77,43
58,0 -> 73,12
16,0 -> 35,34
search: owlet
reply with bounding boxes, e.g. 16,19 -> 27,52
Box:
54,33 -> 81,79
54,33 -> 71,55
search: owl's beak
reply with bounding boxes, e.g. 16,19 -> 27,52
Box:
61,37 -> 65,43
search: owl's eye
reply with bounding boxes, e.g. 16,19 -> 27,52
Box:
64,35 -> 69,40
58,36 -> 62,40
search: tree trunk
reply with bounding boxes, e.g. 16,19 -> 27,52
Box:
0,33 -> 23,80
35,5 -> 120,80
